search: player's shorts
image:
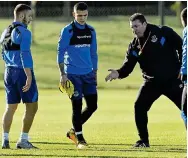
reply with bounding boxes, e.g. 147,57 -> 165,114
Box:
67,71 -> 97,100
4,67 -> 38,104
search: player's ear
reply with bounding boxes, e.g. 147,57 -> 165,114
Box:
143,22 -> 147,27
72,12 -> 75,18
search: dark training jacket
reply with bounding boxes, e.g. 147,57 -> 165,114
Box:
69,21 -> 93,45
117,23 -> 183,83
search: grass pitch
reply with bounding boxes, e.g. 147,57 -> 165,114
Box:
0,16 -> 186,157
0,90 -> 186,158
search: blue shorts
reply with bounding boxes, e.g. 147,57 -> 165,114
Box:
4,67 -> 38,104
67,71 -> 97,100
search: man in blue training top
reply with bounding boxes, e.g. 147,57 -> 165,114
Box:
0,4 -> 38,149
57,2 -> 98,149
180,8 -> 187,129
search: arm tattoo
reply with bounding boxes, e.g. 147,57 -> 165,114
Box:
58,62 -> 65,76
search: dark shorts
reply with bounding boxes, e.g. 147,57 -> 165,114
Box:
4,67 -> 38,104
67,71 -> 97,100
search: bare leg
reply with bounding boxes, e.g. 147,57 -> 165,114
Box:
16,102 -> 38,149
21,102 -> 38,133
2,104 -> 18,133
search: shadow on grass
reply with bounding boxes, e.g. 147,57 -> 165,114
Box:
5,142 -> 185,155
33,141 -> 186,147
34,142 -> 133,145
43,147 -> 186,154
1,155 -> 133,158
19,142 -> 186,154
1,147 -> 186,158
1,146 -> 186,158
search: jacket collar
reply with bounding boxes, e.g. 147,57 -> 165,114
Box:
12,21 -> 27,28
74,20 -> 86,29
143,23 -> 151,38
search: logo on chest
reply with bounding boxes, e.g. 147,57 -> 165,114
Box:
151,35 -> 158,43
77,35 -> 91,39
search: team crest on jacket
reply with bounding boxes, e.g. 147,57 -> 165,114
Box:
73,91 -> 79,97
151,35 -> 158,42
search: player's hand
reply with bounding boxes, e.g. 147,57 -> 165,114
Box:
105,69 -> 119,82
60,74 -> 69,88
22,76 -> 32,92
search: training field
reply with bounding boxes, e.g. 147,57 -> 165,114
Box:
0,16 -> 186,157
0,16 -> 183,90
0,90 -> 186,158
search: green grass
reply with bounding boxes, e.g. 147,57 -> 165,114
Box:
0,89 -> 186,158
0,16 -> 186,157
0,16 -> 183,89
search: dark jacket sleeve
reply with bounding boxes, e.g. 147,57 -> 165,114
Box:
161,26 -> 183,64
117,39 -> 138,79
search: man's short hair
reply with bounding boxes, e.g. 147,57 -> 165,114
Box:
74,2 -> 88,12
14,4 -> 31,16
181,8 -> 187,27
129,13 -> 147,24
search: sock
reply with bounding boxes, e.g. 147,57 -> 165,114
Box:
19,132 -> 28,141
75,131 -> 82,135
2,133 -> 9,141
75,132 -> 84,141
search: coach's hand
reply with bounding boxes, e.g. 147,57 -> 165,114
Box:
22,76 -> 32,92
60,74 -> 69,88
105,69 -> 119,82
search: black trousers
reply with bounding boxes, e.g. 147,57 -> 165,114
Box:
71,94 -> 98,133
134,78 -> 183,142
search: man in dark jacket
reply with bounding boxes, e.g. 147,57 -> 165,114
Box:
105,13 -> 183,147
